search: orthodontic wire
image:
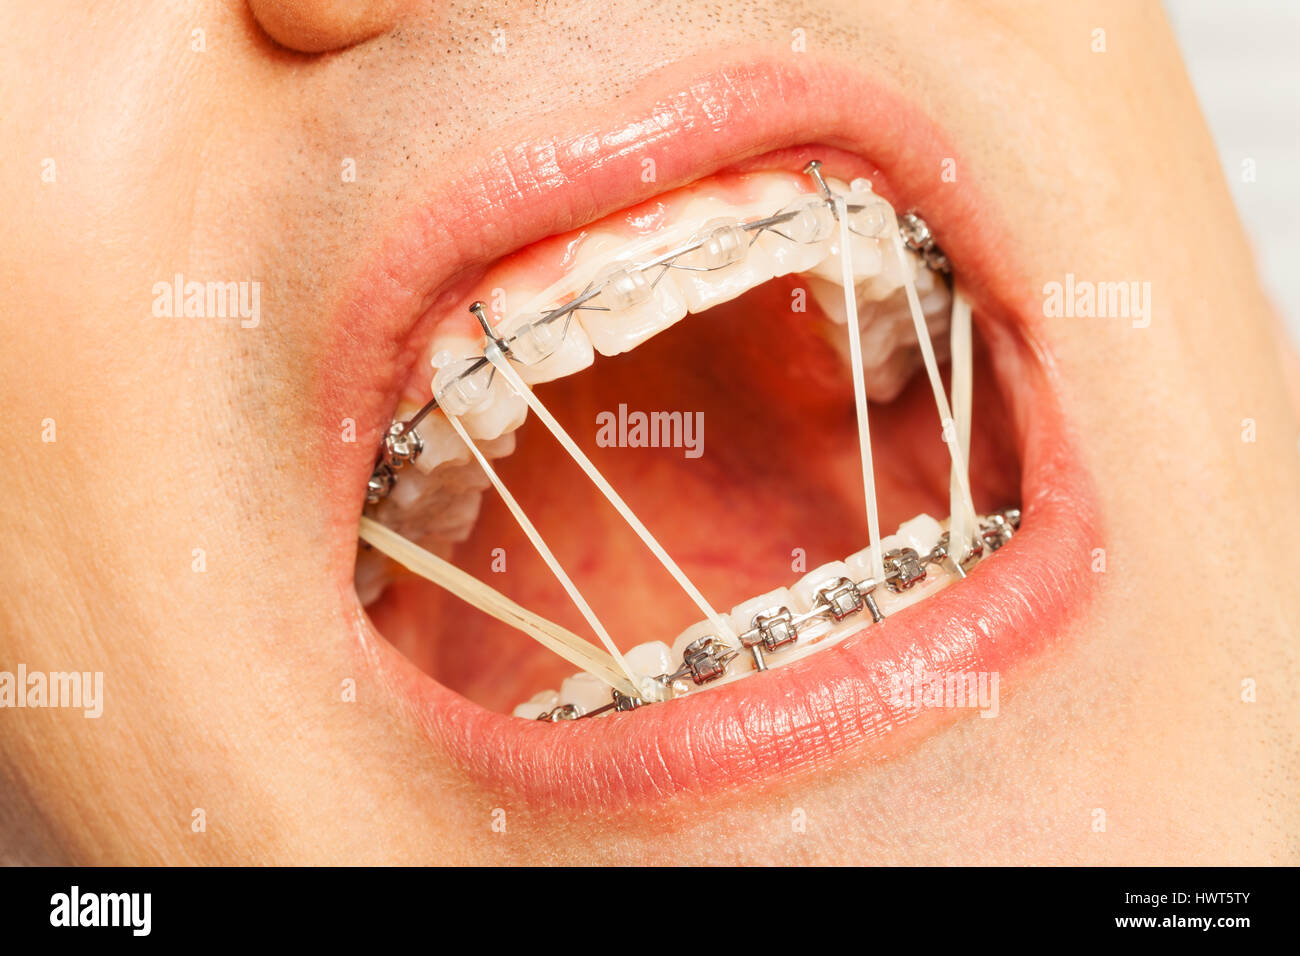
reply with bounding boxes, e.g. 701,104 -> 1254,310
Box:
484,342 -> 739,645
444,411 -> 642,690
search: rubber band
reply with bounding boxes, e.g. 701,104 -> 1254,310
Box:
358,517 -> 638,695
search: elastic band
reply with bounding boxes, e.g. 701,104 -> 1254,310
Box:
892,233 -> 981,552
485,343 -> 737,642
948,287 -> 974,565
833,197 -> 887,583
444,412 -> 640,689
358,517 -> 638,695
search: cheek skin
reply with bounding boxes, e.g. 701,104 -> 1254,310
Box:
0,0 -> 1295,863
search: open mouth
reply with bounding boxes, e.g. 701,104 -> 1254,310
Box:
324,60 -> 1101,806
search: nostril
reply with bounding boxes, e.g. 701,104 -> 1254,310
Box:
246,0 -> 404,54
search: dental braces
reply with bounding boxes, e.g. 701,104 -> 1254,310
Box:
358,160 -> 990,723
366,166 -> 949,505
534,508 -> 1021,721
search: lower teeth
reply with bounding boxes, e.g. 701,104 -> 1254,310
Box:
517,507 -> 1020,721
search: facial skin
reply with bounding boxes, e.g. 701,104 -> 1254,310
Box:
1,0 -> 1296,864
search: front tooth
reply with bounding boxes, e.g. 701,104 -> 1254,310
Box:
624,640 -> 673,681
499,309 -> 596,384
580,264 -> 688,356
791,561 -> 854,612
755,196 -> 835,277
673,219 -> 777,314
512,689 -> 560,720
727,588 -> 795,637
558,672 -> 612,716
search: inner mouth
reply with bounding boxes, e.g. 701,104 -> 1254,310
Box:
357,164 -> 1024,720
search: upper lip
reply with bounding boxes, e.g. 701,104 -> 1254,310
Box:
328,53 -> 1100,807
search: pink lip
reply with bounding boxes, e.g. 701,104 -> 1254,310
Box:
327,53 -> 1101,807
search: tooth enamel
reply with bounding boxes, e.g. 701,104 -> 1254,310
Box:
425,489 -> 483,543
755,196 -> 835,276
804,177 -> 890,288
727,588 -> 795,638
791,560 -> 855,614
845,514 -> 945,582
808,249 -> 953,403
459,377 -> 527,440
895,514 -> 944,553
674,219 -> 778,314
512,689 -> 560,720
624,640 -> 673,680
500,309 -> 596,383
669,620 -> 719,664
582,264 -> 688,356
408,412 -> 471,474
558,672 -> 612,716
428,335 -> 528,439
388,469 -> 432,509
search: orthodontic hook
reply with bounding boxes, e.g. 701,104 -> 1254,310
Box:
470,300 -> 507,351
803,160 -> 833,199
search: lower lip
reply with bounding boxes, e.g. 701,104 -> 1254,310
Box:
365,325 -> 1100,809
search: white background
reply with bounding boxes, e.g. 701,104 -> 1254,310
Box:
1167,0 -> 1300,343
